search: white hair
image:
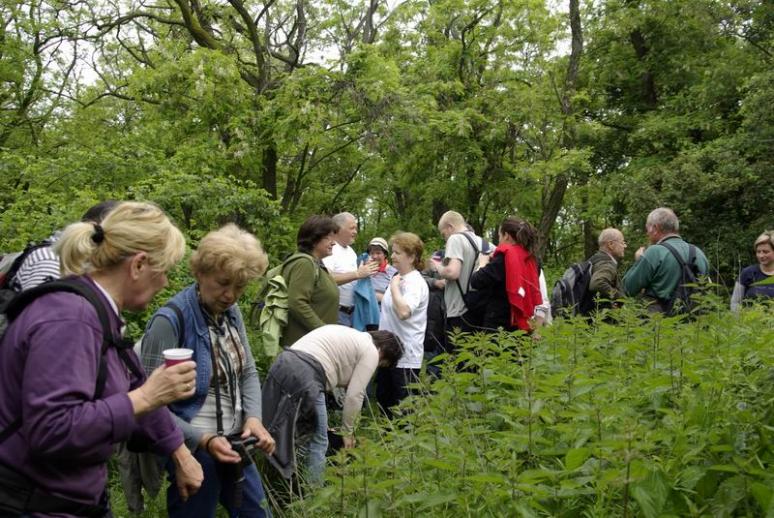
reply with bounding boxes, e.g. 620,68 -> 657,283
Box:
646,207 -> 679,233
332,212 -> 356,230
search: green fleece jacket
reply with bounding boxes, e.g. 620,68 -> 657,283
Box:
280,255 -> 339,347
623,235 -> 709,301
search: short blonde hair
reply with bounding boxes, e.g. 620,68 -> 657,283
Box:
437,210 -> 465,231
190,224 -> 268,284
390,232 -> 424,271
754,231 -> 774,250
56,201 -> 185,276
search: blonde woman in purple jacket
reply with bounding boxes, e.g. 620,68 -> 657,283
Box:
0,202 -> 202,516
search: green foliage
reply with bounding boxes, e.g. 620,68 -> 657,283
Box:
291,302 -> 774,516
4,0 -> 770,281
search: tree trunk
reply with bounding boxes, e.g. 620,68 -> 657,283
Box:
535,0 -> 583,259
262,142 -> 278,200
537,175 -> 568,259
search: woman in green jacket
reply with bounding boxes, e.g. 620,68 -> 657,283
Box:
280,216 -> 340,347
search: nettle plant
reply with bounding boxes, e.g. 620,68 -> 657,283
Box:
291,299 -> 774,517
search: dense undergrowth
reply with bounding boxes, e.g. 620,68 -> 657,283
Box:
291,301 -> 774,517
109,299 -> 774,517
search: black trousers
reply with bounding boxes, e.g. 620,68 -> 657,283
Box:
441,313 -> 478,355
375,367 -> 420,419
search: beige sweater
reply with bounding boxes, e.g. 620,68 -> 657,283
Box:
291,325 -> 378,433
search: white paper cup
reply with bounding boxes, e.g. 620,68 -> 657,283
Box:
163,348 -> 193,367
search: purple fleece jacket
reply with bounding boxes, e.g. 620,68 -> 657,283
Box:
0,276 -> 183,508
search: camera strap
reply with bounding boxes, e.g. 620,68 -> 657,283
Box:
207,323 -> 226,437
205,315 -> 252,510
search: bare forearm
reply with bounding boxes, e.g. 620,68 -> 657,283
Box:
390,282 -> 411,320
332,271 -> 360,285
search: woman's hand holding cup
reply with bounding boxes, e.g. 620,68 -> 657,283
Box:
129,349 -> 196,416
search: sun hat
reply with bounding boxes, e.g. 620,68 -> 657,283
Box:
368,237 -> 389,253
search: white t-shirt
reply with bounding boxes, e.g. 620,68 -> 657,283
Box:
322,243 -> 358,307
534,270 -> 552,324
443,232 -> 484,318
378,270 -> 429,369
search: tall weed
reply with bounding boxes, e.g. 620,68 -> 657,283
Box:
289,300 -> 774,517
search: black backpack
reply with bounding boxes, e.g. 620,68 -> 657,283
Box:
551,260 -> 595,317
423,281 -> 445,352
658,242 -> 702,316
0,278 -> 141,446
453,232 -> 488,325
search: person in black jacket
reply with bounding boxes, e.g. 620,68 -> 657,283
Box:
470,217 -> 542,333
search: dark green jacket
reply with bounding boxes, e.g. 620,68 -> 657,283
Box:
588,250 -> 623,302
281,256 -> 339,347
623,236 -> 709,301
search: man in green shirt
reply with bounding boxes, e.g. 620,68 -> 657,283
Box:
623,207 -> 709,313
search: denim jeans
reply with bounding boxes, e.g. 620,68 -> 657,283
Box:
337,309 -> 353,327
302,391 -> 329,486
167,447 -> 271,518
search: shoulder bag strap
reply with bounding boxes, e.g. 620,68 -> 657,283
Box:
165,301 -> 186,346
658,241 -> 692,303
284,252 -> 320,284
0,278 -> 122,446
659,241 -> 689,270
453,232 -> 480,300
209,324 -> 225,436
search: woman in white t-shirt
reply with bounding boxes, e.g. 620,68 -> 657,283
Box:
377,232 -> 429,417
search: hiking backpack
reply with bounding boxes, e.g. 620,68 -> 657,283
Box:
658,242 -> 702,316
0,277 -> 141,446
551,260 -> 595,318
249,253 -> 319,358
0,241 -> 53,304
452,231 -> 488,326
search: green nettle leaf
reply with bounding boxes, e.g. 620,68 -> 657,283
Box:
465,473 -> 507,484
710,475 -> 747,517
421,458 -> 457,471
630,467 -> 672,518
678,466 -> 706,491
417,491 -> 458,509
565,447 -> 591,471
750,482 -> 773,516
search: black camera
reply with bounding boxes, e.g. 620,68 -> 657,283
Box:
225,434 -> 258,466
223,434 -> 261,509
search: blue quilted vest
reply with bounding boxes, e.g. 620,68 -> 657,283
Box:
147,283 -> 247,422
